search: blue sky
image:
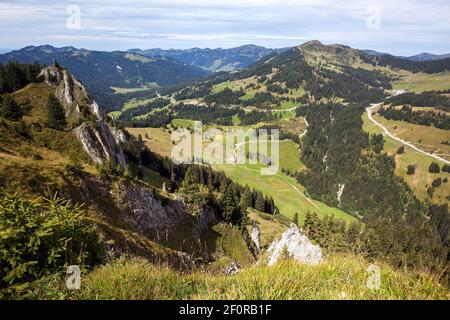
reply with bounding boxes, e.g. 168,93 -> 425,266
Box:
0,0 -> 449,55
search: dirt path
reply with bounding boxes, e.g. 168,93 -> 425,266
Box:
287,181 -> 325,214
366,103 -> 450,165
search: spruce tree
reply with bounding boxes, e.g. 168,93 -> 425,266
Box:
0,94 -> 22,120
254,191 -> 265,212
46,94 -> 66,130
240,187 -> 253,210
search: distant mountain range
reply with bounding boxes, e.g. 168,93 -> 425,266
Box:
1,43 -> 449,111
0,45 -> 210,90
362,49 -> 450,62
128,45 -> 289,72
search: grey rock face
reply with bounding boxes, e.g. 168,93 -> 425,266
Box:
224,261 -> 241,275
113,181 -> 219,240
62,70 -> 74,106
75,121 -> 126,169
41,65 -> 127,169
266,224 -> 322,266
251,223 -> 261,253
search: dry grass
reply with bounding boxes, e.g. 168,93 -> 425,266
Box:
74,254 -> 449,300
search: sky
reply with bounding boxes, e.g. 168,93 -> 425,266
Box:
0,0 -> 449,56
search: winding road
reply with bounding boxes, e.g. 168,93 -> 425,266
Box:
232,116 -> 309,156
366,103 -> 450,165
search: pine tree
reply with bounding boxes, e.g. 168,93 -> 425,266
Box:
240,187 -> 253,211
303,211 -> 313,234
254,191 -> 265,212
221,184 -> 239,222
0,94 -> 22,120
46,94 -> 66,130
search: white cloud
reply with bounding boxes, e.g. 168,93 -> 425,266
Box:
0,0 -> 449,54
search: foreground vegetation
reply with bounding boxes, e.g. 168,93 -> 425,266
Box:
70,255 -> 449,300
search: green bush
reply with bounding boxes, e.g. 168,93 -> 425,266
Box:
64,155 -> 85,175
98,159 -> 124,181
429,162 -> 441,174
0,191 -> 102,298
407,164 -> 415,175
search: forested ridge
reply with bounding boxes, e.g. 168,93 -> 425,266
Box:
386,91 -> 450,112
295,103 -> 449,274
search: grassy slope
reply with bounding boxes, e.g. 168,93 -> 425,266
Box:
107,97 -> 155,118
215,163 -> 354,223
74,255 -> 449,300
392,71 -> 450,93
362,112 -> 449,205
373,114 -> 450,160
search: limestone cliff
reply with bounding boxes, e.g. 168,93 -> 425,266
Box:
265,224 -> 322,266
42,65 -> 127,169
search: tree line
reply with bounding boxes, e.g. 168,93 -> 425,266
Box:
386,91 -> 450,112
379,105 -> 450,130
0,61 -> 41,94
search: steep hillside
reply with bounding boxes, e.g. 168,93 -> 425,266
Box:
129,44 -> 289,72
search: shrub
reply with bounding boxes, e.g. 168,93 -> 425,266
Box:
443,165 -> 450,173
14,120 -> 30,138
0,191 -> 102,298
432,178 -> 442,188
64,155 -> 85,175
406,165 -> 415,175
428,162 -> 440,174
397,146 -> 405,155
98,159 -> 124,181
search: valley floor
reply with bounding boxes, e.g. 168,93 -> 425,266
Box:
127,125 -> 355,223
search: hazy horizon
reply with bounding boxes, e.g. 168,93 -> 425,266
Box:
1,41 -> 449,58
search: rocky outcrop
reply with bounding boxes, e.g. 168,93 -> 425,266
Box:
266,224 -> 322,266
42,65 -> 127,169
224,261 -> 241,275
75,121 -> 126,168
62,70 -> 74,106
250,223 -> 261,253
113,181 -> 219,246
